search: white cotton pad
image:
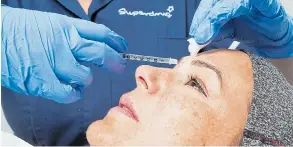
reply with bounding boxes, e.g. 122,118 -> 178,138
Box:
187,38 -> 209,56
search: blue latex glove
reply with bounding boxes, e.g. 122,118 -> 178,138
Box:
1,6 -> 128,103
190,0 -> 293,58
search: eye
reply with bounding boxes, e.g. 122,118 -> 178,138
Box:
186,76 -> 207,97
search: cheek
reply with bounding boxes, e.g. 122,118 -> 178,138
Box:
206,98 -> 248,141
157,91 -> 213,135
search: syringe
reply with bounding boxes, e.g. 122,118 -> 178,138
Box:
120,53 -> 178,65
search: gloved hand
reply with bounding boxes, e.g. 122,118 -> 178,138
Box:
1,6 -> 128,103
190,0 -> 293,58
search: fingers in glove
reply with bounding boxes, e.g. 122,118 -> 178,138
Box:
64,17 -> 128,53
252,0 -> 281,17
192,0 -> 249,44
53,48 -> 93,88
189,0 -> 218,39
71,37 -> 127,73
26,65 -> 83,104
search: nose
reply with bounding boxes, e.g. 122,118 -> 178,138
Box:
135,65 -> 164,94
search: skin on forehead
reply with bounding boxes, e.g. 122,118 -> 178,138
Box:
86,49 -> 254,146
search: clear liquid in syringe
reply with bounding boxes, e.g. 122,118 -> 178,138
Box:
120,53 -> 178,65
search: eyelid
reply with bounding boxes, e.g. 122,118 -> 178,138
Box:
195,76 -> 208,97
188,75 -> 209,97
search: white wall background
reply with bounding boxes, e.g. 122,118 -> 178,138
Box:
281,0 -> 293,15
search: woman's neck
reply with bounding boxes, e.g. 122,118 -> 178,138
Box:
77,0 -> 92,15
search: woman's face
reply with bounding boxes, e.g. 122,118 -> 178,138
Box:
87,49 -> 254,146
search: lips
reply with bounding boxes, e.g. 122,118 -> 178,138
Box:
118,97 -> 139,122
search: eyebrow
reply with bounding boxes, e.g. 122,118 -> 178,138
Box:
178,58 -> 223,86
193,60 -> 223,86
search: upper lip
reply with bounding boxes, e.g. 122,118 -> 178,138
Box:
119,96 -> 139,122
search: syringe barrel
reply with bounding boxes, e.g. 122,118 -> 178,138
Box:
120,53 -> 177,65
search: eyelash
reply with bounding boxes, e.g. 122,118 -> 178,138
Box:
186,75 -> 208,97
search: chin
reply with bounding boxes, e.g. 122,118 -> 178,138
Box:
86,119 -> 125,146
86,120 -> 106,145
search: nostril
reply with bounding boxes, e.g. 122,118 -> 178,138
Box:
138,76 -> 148,89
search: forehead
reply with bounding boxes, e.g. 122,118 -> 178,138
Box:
198,50 -> 249,66
180,49 -> 251,72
